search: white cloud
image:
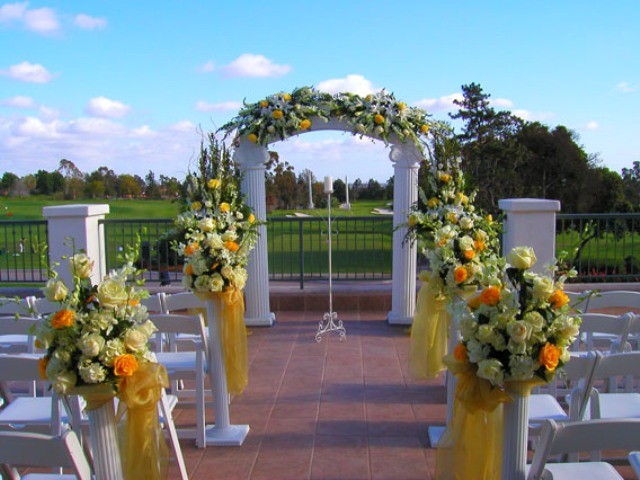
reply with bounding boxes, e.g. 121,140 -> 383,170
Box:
2,95 -> 36,108
616,81 -> 637,93
170,120 -> 197,132
586,121 -> 599,130
315,74 -> 379,96
85,97 -> 131,118
415,93 -> 463,112
511,109 -> 554,122
195,100 -> 242,112
198,60 -> 215,73
491,97 -> 513,108
74,13 -> 107,29
0,2 -> 27,21
2,61 -> 54,83
23,7 -> 59,33
131,125 -> 157,137
220,54 -> 291,78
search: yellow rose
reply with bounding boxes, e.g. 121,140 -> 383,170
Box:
427,197 -> 440,208
259,100 -> 269,108
282,93 -> 291,101
207,178 -> 221,189
247,133 -> 258,143
507,246 -> 537,270
113,354 -> 138,377
299,119 -> 311,130
373,114 -> 384,125
220,202 -> 231,213
97,277 -> 128,309
191,201 -> 202,211
248,213 -> 255,224
420,124 -> 430,134
397,102 -> 406,111
272,109 -> 284,120
51,309 -> 74,329
438,173 -> 452,183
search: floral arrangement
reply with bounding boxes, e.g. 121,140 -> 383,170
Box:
172,133 -> 260,293
454,246 -> 581,387
405,131 -> 502,299
36,250 -> 157,395
219,86 -> 435,153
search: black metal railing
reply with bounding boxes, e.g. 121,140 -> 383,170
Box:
0,220 -> 49,283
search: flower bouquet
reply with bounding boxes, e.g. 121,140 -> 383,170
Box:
171,132 -> 259,397
36,246 -> 169,480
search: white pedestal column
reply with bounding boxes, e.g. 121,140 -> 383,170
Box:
498,198 -> 561,276
387,144 -> 421,325
501,384 -> 531,480
204,297 -> 250,446
86,398 -> 123,480
234,142 -> 275,327
43,204 -> 109,286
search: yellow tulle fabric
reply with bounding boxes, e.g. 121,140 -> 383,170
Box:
435,353 -> 510,480
118,362 -> 170,480
409,273 -> 449,379
195,289 -> 249,396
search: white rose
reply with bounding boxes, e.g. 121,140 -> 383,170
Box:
458,235 -> 475,251
79,362 -> 107,384
532,276 -> 555,300
69,254 -> 93,278
124,328 -> 148,352
508,356 -> 535,381
78,334 -> 105,357
221,230 -> 238,242
100,339 -> 125,367
507,320 -> 531,344
97,277 -> 128,309
198,218 -> 215,232
466,339 -> 488,364
523,311 -> 545,332
507,246 -> 537,270
476,359 -> 504,386
459,216 -> 474,230
42,279 -> 68,302
52,371 -> 78,395
206,234 -> 224,250
138,320 -> 158,338
220,265 -> 233,279
210,273 -> 225,291
476,324 -> 495,344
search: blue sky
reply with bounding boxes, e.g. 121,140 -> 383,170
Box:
1,1 -> 638,185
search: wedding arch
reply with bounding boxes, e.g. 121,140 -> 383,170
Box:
219,87 -> 435,326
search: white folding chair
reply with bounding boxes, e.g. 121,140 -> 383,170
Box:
583,290 -> 640,314
528,352 -> 601,433
589,351 -> 640,422
0,296 -> 38,354
570,312 -> 632,354
149,313 -> 209,448
27,297 -> 60,319
0,430 -> 92,480
526,418 -> 640,480
629,451 -> 640,479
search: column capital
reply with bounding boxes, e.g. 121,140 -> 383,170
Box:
389,143 -> 422,168
234,142 -> 270,170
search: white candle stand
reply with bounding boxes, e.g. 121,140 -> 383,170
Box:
316,176 -> 346,343
203,297 -> 249,446
86,398 -> 123,479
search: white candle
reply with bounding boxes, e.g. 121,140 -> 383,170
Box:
324,176 -> 333,194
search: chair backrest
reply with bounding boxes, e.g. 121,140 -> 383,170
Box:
148,313 -> 209,360
527,418 -> 640,479
163,292 -> 206,314
571,312 -> 632,353
140,292 -> 166,314
0,296 -> 33,316
0,353 -> 42,382
0,315 -> 42,354
584,290 -> 640,314
560,351 -> 602,420
590,350 -> 640,393
565,291 -> 589,312
29,296 -> 62,317
0,430 -> 92,480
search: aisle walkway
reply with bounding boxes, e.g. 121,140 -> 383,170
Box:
170,310 -> 444,480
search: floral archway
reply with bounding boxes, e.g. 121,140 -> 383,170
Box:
218,86 -> 439,326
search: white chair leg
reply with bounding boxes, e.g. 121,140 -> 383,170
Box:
160,391 -> 188,480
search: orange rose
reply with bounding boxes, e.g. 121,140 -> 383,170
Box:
467,294 -> 482,310
129,298 -> 139,307
453,343 -> 468,362
539,343 -> 561,371
479,286 -> 501,306
548,289 -> 569,309
272,109 -> 284,120
474,240 -> 485,252
463,249 -> 475,260
247,133 -> 258,143
51,309 -> 74,329
184,263 -> 194,275
184,242 -> 199,256
113,354 -> 139,377
299,119 -> 311,130
38,357 -> 48,379
453,266 -> 468,284
225,241 -> 240,252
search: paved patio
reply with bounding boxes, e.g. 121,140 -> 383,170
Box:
166,306 -> 637,480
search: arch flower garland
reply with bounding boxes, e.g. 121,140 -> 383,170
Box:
219,86 -> 435,153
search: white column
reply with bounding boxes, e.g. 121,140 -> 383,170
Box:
345,175 -> 350,209
234,142 -> 275,327
388,143 -> 421,325
42,204 -> 110,286
498,198 -> 561,276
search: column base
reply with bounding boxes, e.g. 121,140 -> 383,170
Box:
245,312 -> 276,327
427,426 -> 445,447
204,424 -> 250,446
387,311 -> 413,325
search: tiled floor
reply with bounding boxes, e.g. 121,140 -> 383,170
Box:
169,310 -> 444,480
166,308 -> 638,480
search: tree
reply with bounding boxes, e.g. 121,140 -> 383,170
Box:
34,170 -> 64,195
622,160 -> 640,209
57,159 -> 84,199
118,174 -> 142,197
0,172 -> 18,196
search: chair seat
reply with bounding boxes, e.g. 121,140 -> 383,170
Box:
629,451 -> 640,477
528,395 -> 569,425
526,461 -> 624,479
156,351 -> 202,373
0,397 -> 68,427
